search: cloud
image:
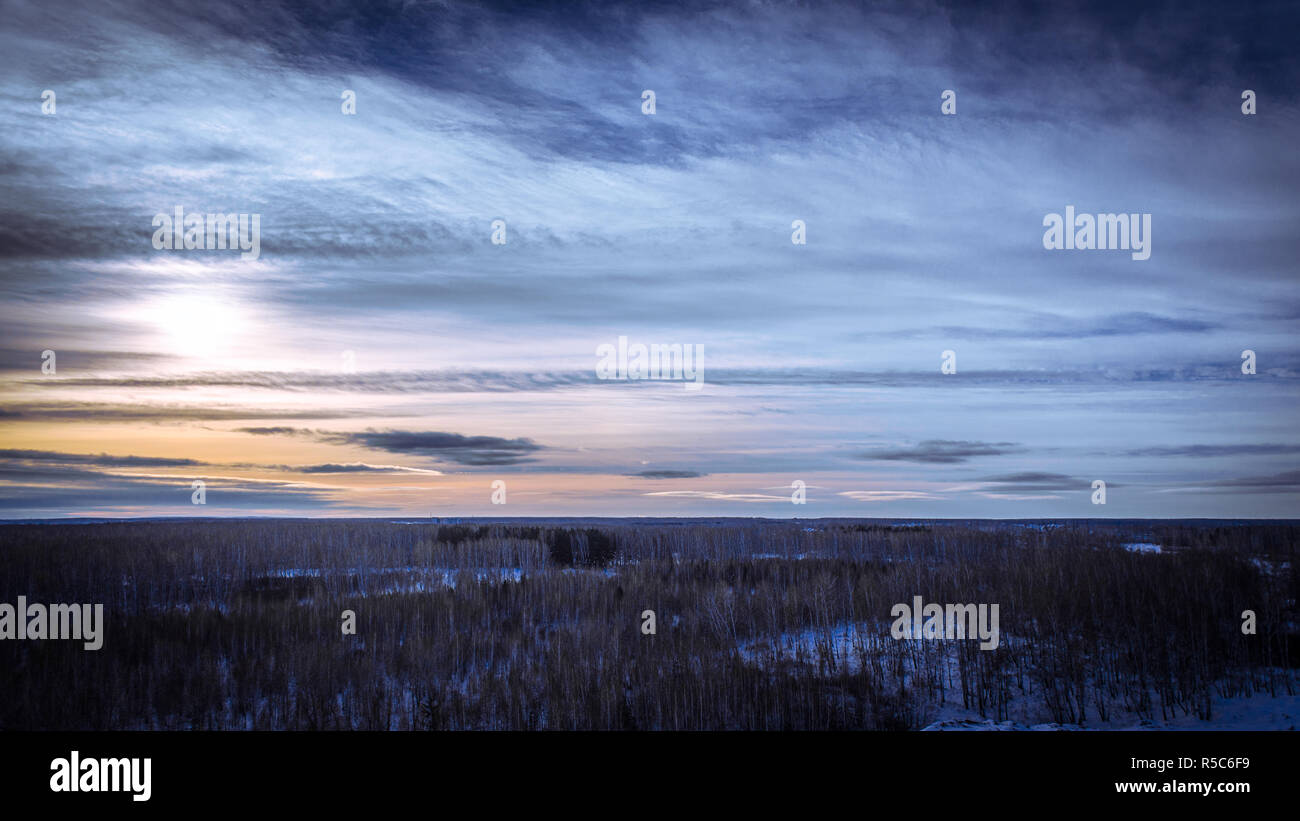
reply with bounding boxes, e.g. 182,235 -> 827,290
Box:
0,462 -> 345,514
0,449 -> 203,467
31,370 -> 596,393
24,367 -> 1300,396
0,402 -> 391,422
0,449 -> 441,477
854,440 -> 1021,464
237,427 -> 544,466
642,490 -> 787,503
838,490 -> 942,502
1123,444 -> 1300,458
627,470 -> 706,479
276,462 -> 442,475
1163,471 -> 1300,494
929,312 -> 1220,341
0,348 -> 173,371
972,472 -> 1096,493
322,430 -> 542,466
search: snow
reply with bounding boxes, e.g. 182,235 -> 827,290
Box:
739,624 -> 879,674
1123,542 -> 1163,553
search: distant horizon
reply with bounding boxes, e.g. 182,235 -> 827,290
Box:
4,514 -> 1297,524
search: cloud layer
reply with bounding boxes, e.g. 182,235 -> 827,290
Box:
0,0 -> 1297,517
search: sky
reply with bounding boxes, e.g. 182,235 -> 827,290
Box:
0,0 -> 1297,519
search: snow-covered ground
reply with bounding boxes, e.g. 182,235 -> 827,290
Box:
922,691 -> 1299,731
740,622 -> 1298,730
740,624 -> 877,674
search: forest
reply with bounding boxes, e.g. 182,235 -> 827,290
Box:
0,518 -> 1294,730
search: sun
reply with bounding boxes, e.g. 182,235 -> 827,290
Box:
148,293 -> 247,359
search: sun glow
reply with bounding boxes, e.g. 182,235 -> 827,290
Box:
147,293 -> 248,359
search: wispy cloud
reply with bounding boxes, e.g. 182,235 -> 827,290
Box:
642,490 -> 788,503
838,490 -> 942,502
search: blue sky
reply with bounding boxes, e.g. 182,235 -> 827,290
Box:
0,0 -> 1297,518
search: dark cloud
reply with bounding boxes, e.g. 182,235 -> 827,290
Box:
1124,444 -> 1300,458
320,429 -> 543,466
0,456 -> 345,513
275,462 -> 438,474
932,313 -> 1220,341
0,448 -> 436,477
855,440 -> 1021,464
238,426 -> 309,436
1195,471 -> 1300,493
239,427 -> 543,466
0,402 -> 395,422
0,480 -> 342,513
975,472 -> 1101,493
628,470 -> 706,479
0,449 -> 203,467
0,211 -> 143,262
0,348 -> 173,371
